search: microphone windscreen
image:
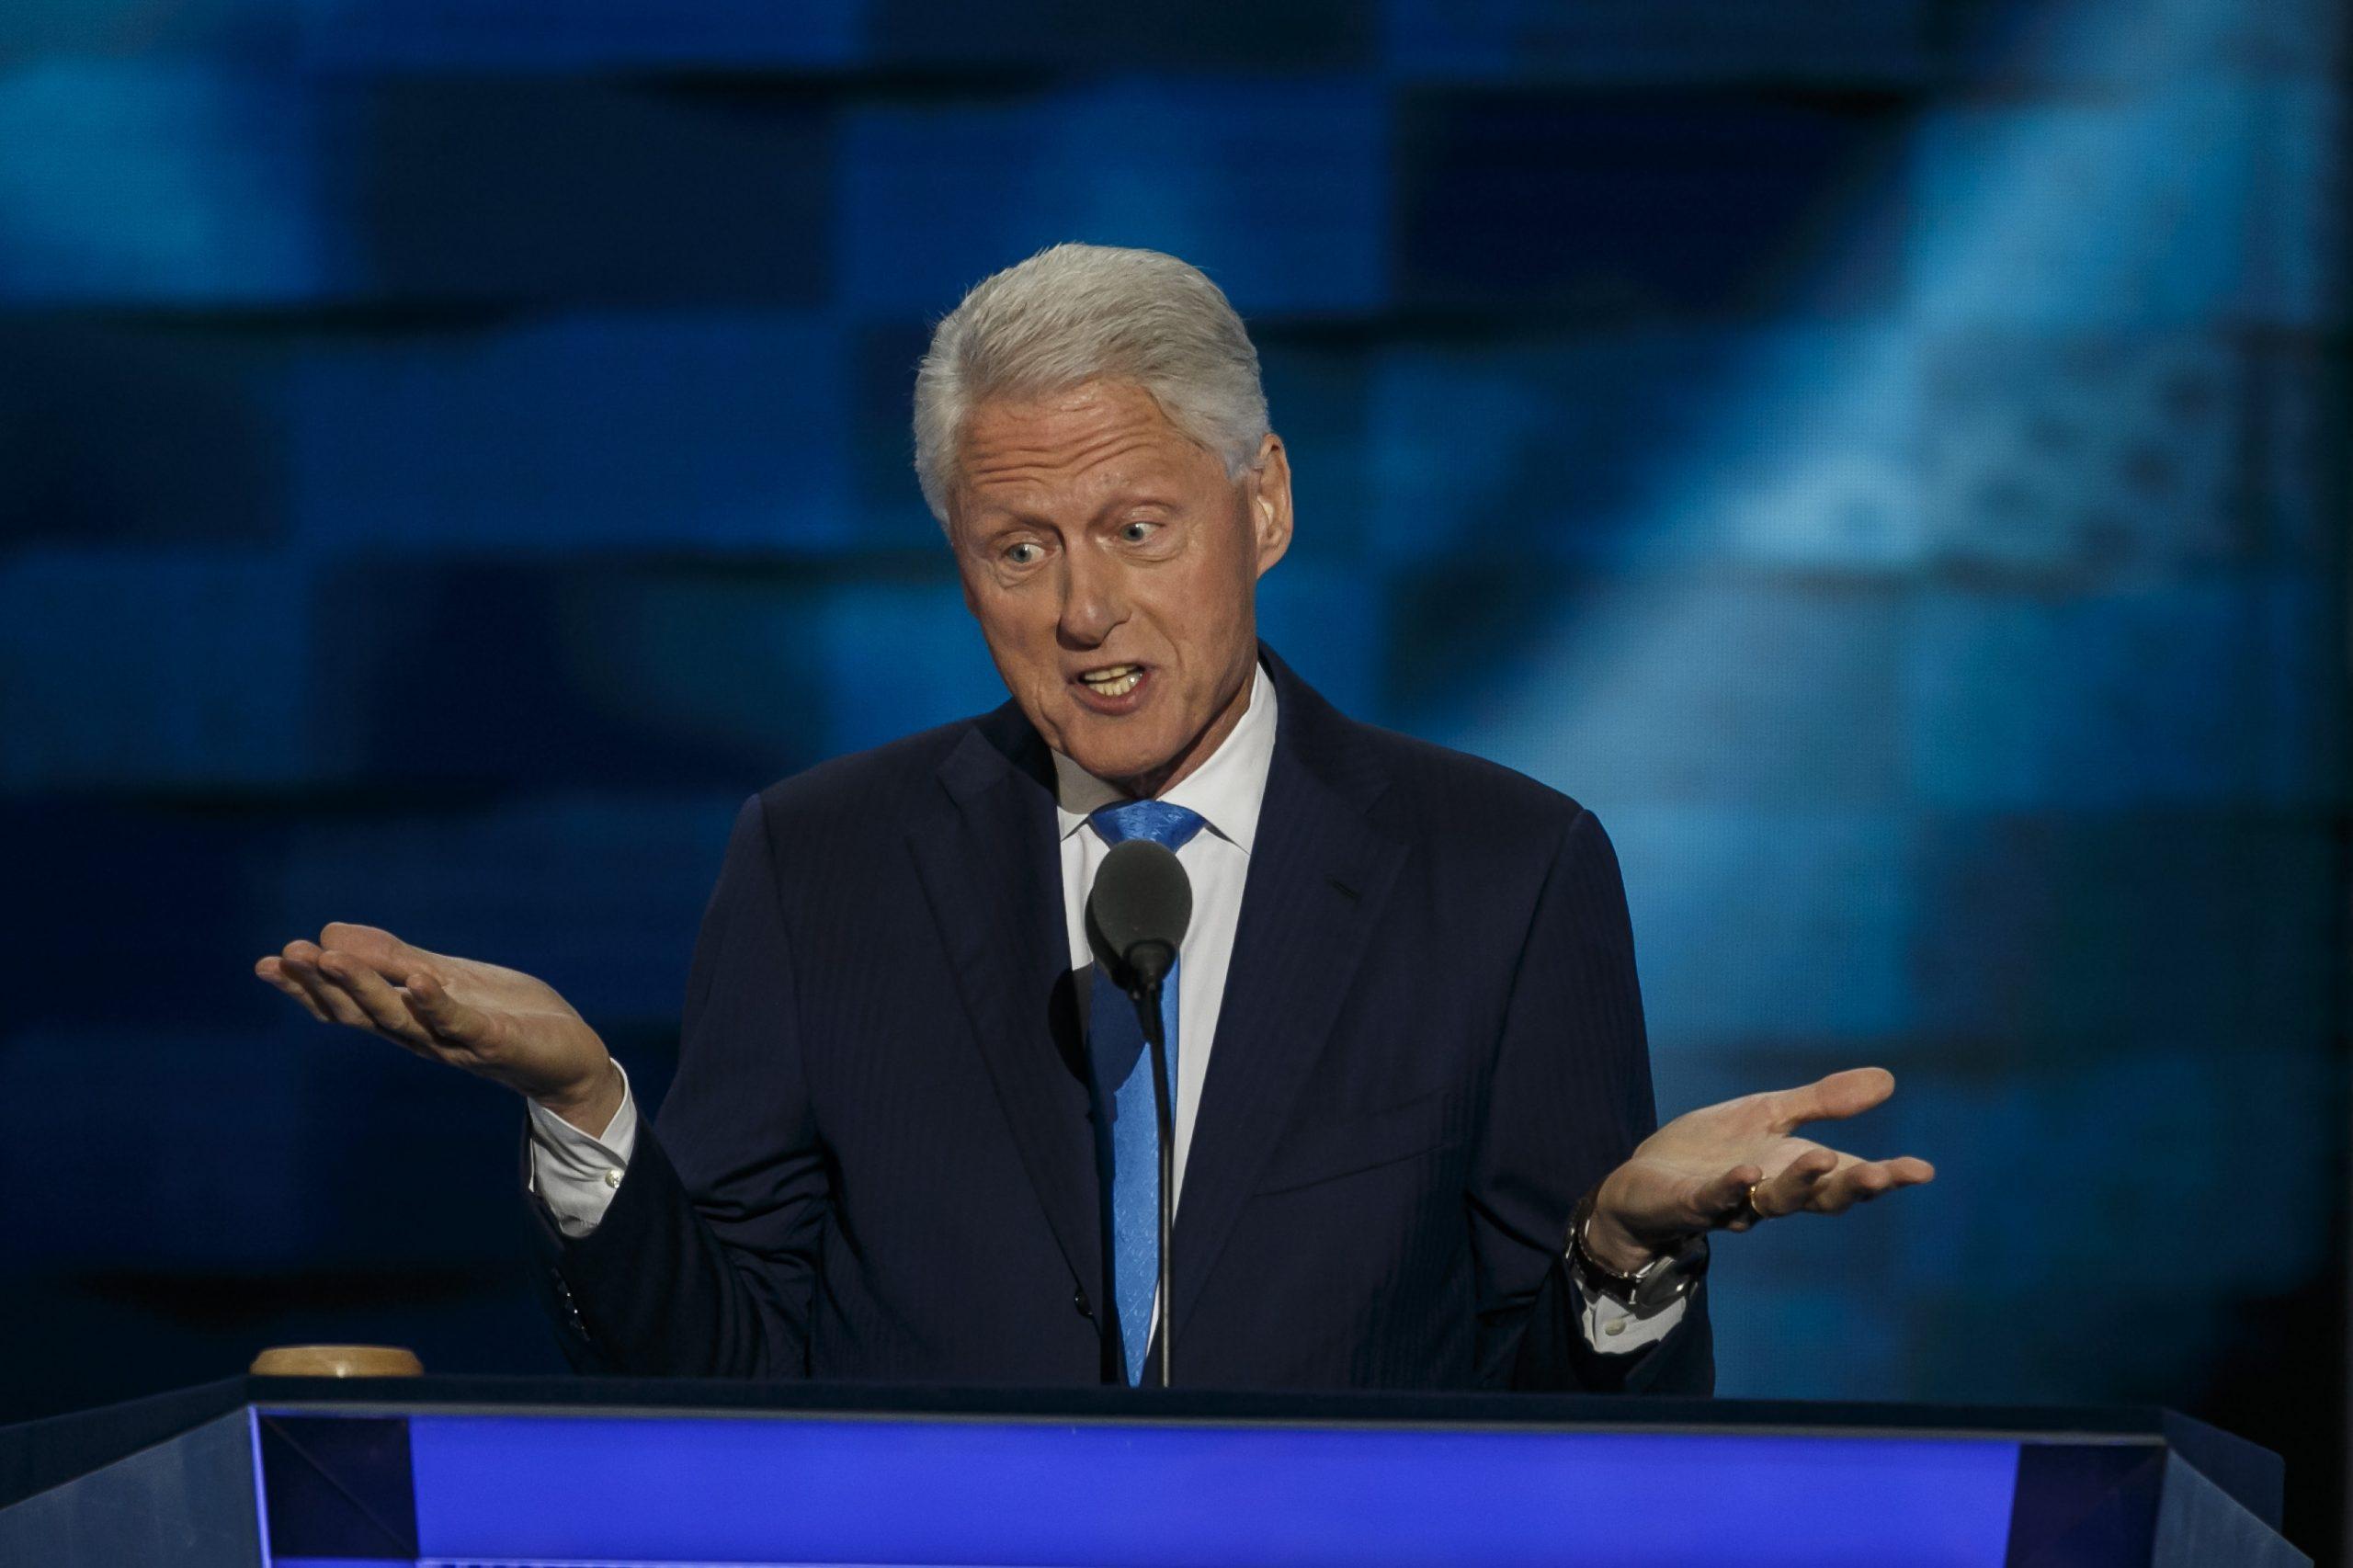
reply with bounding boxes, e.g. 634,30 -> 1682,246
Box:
1086,839 -> 1193,969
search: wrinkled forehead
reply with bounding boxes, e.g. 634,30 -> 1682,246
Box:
951,381 -> 1229,523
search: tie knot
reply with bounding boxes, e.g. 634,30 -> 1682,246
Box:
1089,799 -> 1206,852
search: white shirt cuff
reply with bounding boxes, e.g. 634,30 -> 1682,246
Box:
1571,1264 -> 1690,1354
525,1064 -> 638,1240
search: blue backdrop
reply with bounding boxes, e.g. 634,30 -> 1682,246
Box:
1,0 -> 2346,1556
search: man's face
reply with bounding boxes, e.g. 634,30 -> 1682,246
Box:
948,380 -> 1292,797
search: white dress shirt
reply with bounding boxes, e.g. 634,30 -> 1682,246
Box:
1046,657 -> 1277,1208
529,659 -> 1684,1354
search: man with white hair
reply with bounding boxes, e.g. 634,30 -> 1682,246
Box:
260,244 -> 1931,1391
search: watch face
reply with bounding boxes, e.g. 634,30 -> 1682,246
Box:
1631,1265 -> 1690,1314
1631,1237 -> 1710,1314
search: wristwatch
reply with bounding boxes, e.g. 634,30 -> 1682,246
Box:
1566,1190 -> 1709,1314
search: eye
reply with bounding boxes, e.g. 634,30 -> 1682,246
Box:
1118,519 -> 1158,544
1004,540 -> 1043,566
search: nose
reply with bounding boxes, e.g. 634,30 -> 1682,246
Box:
1056,541 -> 1128,648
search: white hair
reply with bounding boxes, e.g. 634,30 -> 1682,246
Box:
912,243 -> 1270,528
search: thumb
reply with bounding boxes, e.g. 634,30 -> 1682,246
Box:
402,971 -> 498,1052
1771,1066 -> 1895,1132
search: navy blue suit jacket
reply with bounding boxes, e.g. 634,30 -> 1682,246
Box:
529,647 -> 1711,1393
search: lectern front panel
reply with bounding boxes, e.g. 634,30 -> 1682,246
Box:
264,1407 -> 2023,1567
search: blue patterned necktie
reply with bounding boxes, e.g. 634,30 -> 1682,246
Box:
1086,799 -> 1205,1385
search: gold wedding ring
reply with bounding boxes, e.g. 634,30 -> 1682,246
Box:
1739,1179 -> 1768,1226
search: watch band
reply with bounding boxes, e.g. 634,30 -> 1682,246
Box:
1566,1190 -> 1709,1314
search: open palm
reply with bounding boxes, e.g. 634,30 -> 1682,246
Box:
256,922 -> 610,1113
1589,1067 -> 1934,1266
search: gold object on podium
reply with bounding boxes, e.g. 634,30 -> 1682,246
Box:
248,1345 -> 424,1378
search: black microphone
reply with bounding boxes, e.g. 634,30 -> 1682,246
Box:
1085,838 -> 1193,1390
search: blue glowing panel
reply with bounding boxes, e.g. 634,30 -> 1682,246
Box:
1910,85 -> 2319,329
0,803 -> 290,1036
1394,92 -> 1904,316
0,62 -> 324,304
1913,809 -> 2339,1054
0,320 -> 293,548
841,80 -> 1388,316
337,80 -> 833,307
1873,1042 -> 2336,1304
1363,328 -> 1921,570
1255,560 -> 1386,724
1708,1274 -> 1917,1403
0,0 -> 290,58
1383,0 -> 1938,85
293,315 -> 853,553
303,562 -> 832,791
1919,332 -> 2249,576
1399,575 -> 1909,806
300,0 -> 865,70
1608,805 -> 1915,1046
1906,578 -> 2329,809
868,0 -> 1372,70
1947,0 -> 2334,96
0,552 -> 335,790
1254,337 -> 1380,546
0,1028 -> 313,1267
810,580 -> 1011,757
400,1415 -> 2019,1567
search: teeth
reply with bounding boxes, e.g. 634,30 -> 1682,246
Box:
1080,665 -> 1142,698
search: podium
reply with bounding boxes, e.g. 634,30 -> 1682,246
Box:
0,1376 -> 2307,1566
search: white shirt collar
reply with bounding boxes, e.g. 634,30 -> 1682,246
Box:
1051,660 -> 1277,855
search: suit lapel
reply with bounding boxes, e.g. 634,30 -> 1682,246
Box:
904,710 -> 1101,1303
1169,653 -> 1406,1343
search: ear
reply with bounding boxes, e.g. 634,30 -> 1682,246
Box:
1247,432 -> 1293,578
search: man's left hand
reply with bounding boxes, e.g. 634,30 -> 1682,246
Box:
1584,1066 -> 1934,1274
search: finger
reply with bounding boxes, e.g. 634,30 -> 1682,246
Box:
1769,1066 -> 1896,1133
316,922 -> 435,985
1845,1156 -> 1937,1205
402,970 -> 501,1056
255,957 -> 330,1023
1813,1156 -> 1935,1214
1813,1162 -> 1891,1214
1694,1164 -> 1766,1232
1758,1147 -> 1840,1217
313,950 -> 434,1049
278,942 -> 372,1029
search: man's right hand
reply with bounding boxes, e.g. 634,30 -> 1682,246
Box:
256,923 -> 621,1135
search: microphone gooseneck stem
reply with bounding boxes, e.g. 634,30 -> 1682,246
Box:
1135,974 -> 1176,1390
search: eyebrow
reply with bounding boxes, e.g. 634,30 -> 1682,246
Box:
966,490 -> 1187,534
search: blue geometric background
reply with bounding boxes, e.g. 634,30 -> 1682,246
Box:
1,0 -> 2345,1554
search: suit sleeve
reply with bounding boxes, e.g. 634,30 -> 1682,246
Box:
1468,807 -> 1714,1394
522,793 -> 829,1377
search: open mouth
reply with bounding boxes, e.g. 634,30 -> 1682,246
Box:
1075,663 -> 1145,699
